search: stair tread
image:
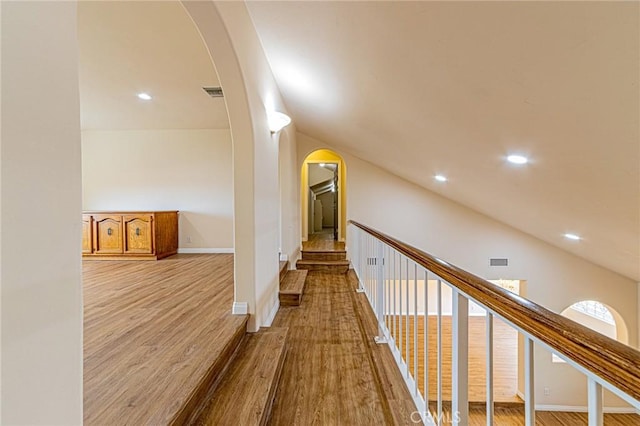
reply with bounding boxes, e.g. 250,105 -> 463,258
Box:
280,269 -> 308,294
301,249 -> 347,253
196,327 -> 288,426
297,259 -> 350,264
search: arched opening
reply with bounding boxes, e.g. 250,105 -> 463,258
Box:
300,149 -> 347,244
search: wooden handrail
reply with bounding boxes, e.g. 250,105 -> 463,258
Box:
349,220 -> 640,402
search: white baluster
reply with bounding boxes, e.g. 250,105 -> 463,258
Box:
452,289 -> 469,425
524,337 -> 535,426
437,279 -> 442,426
486,312 -> 494,426
405,258 -> 410,369
375,239 -> 386,344
414,262 -> 418,395
588,378 -> 603,426
424,270 -> 429,406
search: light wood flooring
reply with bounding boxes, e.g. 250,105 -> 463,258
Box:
390,314 -> 519,403
434,405 -> 640,425
83,254 -> 245,425
269,270 -> 417,425
303,230 -> 345,251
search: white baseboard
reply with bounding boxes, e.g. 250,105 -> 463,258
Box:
178,248 -> 234,254
232,301 -> 248,315
264,299 -> 280,327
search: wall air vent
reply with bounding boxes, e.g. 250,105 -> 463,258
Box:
490,258 -> 508,266
202,87 -> 224,97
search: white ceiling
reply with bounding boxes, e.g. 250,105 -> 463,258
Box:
78,1 -> 229,130
246,1 -> 639,281
76,1 -> 639,281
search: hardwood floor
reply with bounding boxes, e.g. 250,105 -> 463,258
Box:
390,314 -> 519,403
432,404 -> 640,425
269,270 -> 417,425
83,254 -> 246,425
196,327 -> 288,425
303,231 -> 345,251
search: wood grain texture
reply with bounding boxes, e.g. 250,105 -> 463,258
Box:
296,259 -> 350,273
83,254 -> 247,425
195,327 -> 288,426
279,270 -> 308,306
349,220 -> 640,402
431,403 -> 640,425
301,250 -> 348,261
83,211 -> 178,260
269,270 -> 419,425
302,232 -> 345,251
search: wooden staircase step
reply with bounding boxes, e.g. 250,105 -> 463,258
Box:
194,327 -> 288,426
279,270 -> 308,306
173,315 -> 248,425
279,260 -> 289,283
301,250 -> 347,261
296,259 -> 350,274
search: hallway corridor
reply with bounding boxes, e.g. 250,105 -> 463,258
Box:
269,270 -> 417,425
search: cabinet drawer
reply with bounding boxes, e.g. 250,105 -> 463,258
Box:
94,215 -> 123,254
124,215 -> 153,254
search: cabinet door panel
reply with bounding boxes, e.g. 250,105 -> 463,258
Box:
82,215 -> 93,254
124,215 -> 153,254
94,215 -> 123,254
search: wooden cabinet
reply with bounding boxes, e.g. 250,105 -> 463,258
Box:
94,215 -> 123,254
82,215 -> 93,254
82,211 -> 178,260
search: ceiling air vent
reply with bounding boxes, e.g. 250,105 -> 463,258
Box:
490,258 -> 508,267
203,87 -> 224,98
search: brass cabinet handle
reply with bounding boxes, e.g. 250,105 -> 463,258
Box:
107,228 -> 112,236
136,228 -> 140,236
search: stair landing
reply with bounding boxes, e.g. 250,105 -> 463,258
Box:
195,327 -> 288,426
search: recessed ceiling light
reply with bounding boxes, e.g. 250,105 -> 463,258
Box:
564,233 -> 581,241
319,163 -> 326,167
507,154 -> 528,165
434,175 -> 447,182
137,93 -> 152,101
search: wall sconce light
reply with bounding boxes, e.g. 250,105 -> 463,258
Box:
267,111 -> 292,134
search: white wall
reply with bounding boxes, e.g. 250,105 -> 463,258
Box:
299,132 -> 638,409
184,1 -> 294,330
82,129 -> 233,250
1,2 -> 83,423
278,127 -> 301,264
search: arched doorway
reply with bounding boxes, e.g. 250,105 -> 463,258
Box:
300,149 -> 347,243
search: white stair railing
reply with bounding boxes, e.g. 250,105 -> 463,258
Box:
348,220 -> 640,425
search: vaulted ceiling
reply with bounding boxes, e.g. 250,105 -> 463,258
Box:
78,1 -> 639,281
246,1 -> 639,281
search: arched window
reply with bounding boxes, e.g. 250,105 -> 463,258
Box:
553,300 -> 626,363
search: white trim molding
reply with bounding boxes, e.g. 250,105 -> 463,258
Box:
264,299 -> 280,327
178,248 -> 234,254
232,301 -> 249,315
